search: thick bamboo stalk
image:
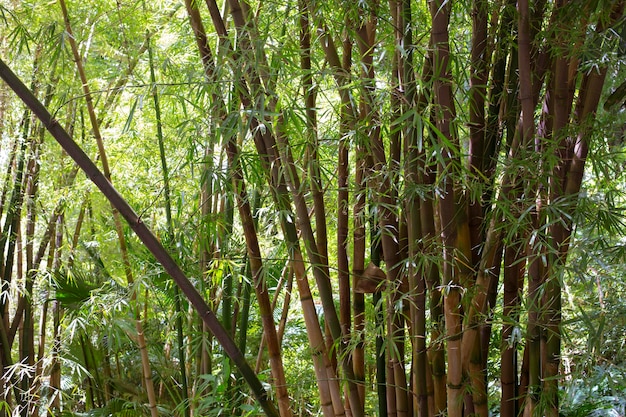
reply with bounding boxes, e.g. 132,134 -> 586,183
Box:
523,230 -> 543,417
420,169 -> 446,416
501,242 -> 524,416
349,17 -> 368,399
543,5 -> 624,416
429,0 -> 463,415
352,152 -> 367,407
206,3 -> 358,406
274,119 -> 363,417
187,2 -> 300,416
467,0 -> 489,270
185,2 -> 296,413
291,251 -> 343,417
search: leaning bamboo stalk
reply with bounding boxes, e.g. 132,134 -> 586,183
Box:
299,7 -> 364,413
199,1 -> 362,412
274,118 -> 362,417
226,136 -> 293,417
255,263 -> 291,372
0,57 -> 281,417
183,2 -> 295,414
291,250 -> 343,417
543,5 -> 624,415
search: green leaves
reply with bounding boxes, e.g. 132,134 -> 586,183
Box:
52,269 -> 101,308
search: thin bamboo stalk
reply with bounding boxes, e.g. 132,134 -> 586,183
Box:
228,169 -> 291,415
146,32 -> 191,417
49,212 -> 63,412
57,2 -> 159,414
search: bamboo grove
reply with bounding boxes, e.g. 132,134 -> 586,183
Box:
0,0 -> 625,416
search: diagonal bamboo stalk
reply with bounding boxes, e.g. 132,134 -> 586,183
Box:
198,1 -> 362,414
0,56 -> 281,417
183,2 -> 295,414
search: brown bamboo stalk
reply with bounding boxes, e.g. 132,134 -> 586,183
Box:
49,212 -> 63,413
274,118 -> 362,417
429,0 -> 463,414
538,5 -> 572,415
517,0 -> 535,147
226,138 -> 293,416
543,5 -> 624,416
522,226 -> 543,417
255,263 -> 290,371
476,1 -> 520,380
501,241 -> 525,416
467,0 -> 489,269
415,48 -> 447,417
184,1 -> 296,413
291,251 -> 344,417
393,0 -> 428,406
204,0 -> 363,408
186,5 -> 217,399
348,4 -> 371,411
276,266 -> 293,346
355,4 -> 408,415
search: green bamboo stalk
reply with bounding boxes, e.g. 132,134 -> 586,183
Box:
57,2 -> 160,414
146,31 -> 190,417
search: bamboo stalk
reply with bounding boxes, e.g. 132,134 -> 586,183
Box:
0,57 -> 281,417
429,0 -> 463,414
57,2 -> 160,414
184,2 -> 295,413
146,31 -> 191,417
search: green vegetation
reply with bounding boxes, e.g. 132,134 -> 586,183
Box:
0,0 -> 625,416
